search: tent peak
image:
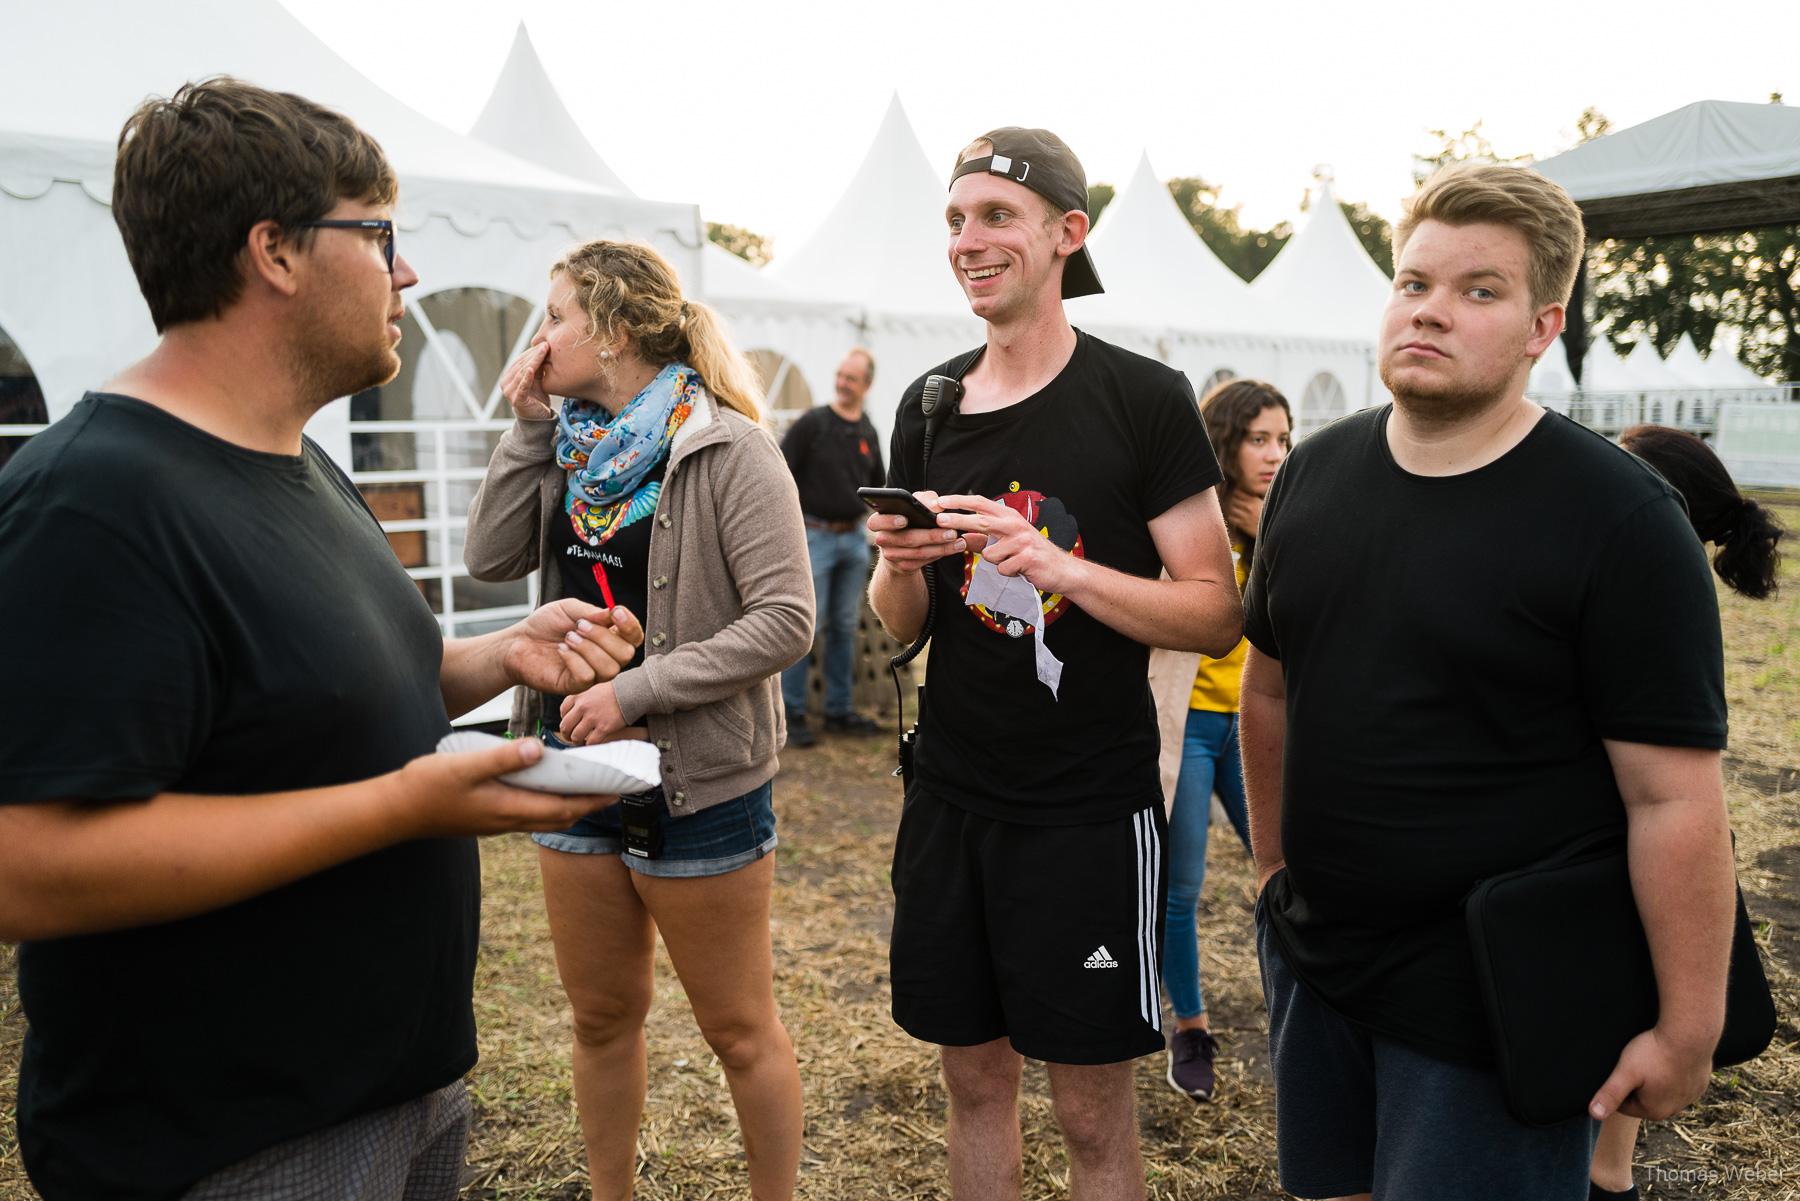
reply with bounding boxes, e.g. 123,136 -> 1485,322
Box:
469,18 -> 632,194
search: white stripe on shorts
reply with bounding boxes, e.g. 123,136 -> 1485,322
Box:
1133,808 -> 1162,1031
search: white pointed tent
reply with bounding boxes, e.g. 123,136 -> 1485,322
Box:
1702,327 -> 1781,393
1068,153 -> 1261,335
0,0 -> 703,432
469,24 -> 634,196
1250,179 -> 1392,343
462,23 -> 858,431
1059,155 -> 1383,430
763,95 -> 980,440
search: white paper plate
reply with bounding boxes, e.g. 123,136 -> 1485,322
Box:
436,730 -> 662,796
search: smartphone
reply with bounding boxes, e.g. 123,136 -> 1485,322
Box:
857,486 -> 939,528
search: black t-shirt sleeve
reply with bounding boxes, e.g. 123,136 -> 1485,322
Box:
1578,495 -> 1728,748
1136,372 -> 1221,521
0,504 -> 214,804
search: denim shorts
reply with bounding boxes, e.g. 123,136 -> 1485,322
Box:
530,735 -> 777,878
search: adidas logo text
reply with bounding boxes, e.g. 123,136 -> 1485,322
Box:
1084,945 -> 1119,969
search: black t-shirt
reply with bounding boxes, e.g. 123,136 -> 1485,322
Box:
551,456 -> 665,676
781,404 -> 884,521
0,395 -> 477,1201
1244,405 -> 1727,1064
889,331 -> 1222,825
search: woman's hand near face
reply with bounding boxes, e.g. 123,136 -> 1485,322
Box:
1225,487 -> 1265,540
502,343 -> 555,421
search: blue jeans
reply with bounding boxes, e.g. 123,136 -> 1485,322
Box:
781,526 -> 871,720
1256,891 -> 1598,1198
1161,708 -> 1252,1020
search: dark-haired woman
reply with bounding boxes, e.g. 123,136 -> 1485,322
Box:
465,240 -> 812,1200
1587,424 -> 1784,1201
1157,379 -> 1291,1102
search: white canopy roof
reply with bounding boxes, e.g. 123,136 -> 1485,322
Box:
1535,100 -> 1800,239
0,0 -> 696,245
767,95 -> 969,317
469,23 -> 633,196
1538,100 -> 1800,201
1623,340 -> 1691,389
1249,179 -> 1392,342
1066,153 -> 1262,334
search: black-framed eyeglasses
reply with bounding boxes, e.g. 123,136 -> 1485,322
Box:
295,218 -> 395,274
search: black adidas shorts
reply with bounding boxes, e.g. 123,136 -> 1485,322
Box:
889,786 -> 1168,1065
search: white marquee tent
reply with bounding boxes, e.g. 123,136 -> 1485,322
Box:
462,23 -> 859,430
1250,179 -> 1393,344
0,0 -> 712,664
1070,160 -> 1384,433
762,95 -> 981,440
0,0 -> 703,433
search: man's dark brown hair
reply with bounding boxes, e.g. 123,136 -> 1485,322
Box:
112,77 -> 397,332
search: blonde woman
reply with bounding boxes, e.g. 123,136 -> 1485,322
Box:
466,240 -> 813,1200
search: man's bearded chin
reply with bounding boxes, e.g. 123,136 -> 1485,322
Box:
1379,360 -> 1516,424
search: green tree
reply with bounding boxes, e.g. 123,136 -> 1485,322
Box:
1165,176 -> 1290,281
1339,199 -> 1394,275
706,221 -> 772,267
1413,120 -> 1528,185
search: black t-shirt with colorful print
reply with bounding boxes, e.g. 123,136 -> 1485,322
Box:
888,331 -> 1222,825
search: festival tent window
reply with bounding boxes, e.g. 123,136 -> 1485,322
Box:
748,348 -> 817,439
350,286 -> 540,636
1298,372 -> 1347,438
1202,368 -> 1238,395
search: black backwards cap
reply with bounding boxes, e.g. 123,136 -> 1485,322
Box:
950,127 -> 1103,299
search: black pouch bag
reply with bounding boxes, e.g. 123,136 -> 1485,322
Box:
1464,831 -> 1776,1125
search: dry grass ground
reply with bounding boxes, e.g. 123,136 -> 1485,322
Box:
1,492 -> 1797,1199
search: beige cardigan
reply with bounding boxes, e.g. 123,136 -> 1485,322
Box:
464,391 -> 815,816
1147,645 -> 1201,818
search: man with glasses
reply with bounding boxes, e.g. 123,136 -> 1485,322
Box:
0,77 -> 640,1200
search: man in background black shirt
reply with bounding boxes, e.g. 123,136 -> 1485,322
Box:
780,347 -> 885,746
0,78 -> 637,1201
1241,162 -> 1735,1201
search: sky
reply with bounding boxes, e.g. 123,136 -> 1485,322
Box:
284,0 -> 1798,260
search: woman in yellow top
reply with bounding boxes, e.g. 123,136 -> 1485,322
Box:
1164,379 -> 1291,1102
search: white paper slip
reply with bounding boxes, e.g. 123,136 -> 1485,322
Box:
963,557 -> 1065,700
436,730 -> 662,796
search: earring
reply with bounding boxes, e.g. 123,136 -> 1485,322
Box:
599,350 -> 612,361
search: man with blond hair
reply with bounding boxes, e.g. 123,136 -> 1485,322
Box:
1239,161 -> 1736,1199
868,127 -> 1241,1200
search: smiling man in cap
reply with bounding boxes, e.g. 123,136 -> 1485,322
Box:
867,127 -> 1241,1198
